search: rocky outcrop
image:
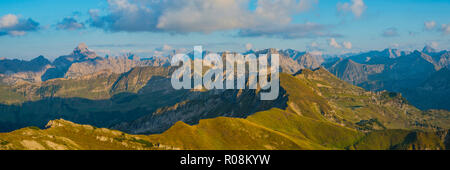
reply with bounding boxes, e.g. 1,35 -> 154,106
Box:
0,65 -> 53,84
252,48 -> 324,74
41,43 -> 102,81
64,56 -> 169,79
329,59 -> 384,86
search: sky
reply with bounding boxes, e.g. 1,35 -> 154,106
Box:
0,0 -> 448,60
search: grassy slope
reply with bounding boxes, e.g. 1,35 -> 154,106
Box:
0,69 -> 448,150
0,119 -> 159,150
1,66 -> 174,102
144,72 -> 448,150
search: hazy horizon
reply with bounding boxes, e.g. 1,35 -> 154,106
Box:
0,0 -> 449,60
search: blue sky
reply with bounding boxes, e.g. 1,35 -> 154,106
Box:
0,0 -> 448,60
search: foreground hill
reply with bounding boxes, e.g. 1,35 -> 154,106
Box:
115,68 -> 450,135
1,70 -> 449,150
0,65 -> 287,133
1,106 -> 448,150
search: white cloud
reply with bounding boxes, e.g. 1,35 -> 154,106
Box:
153,44 -> 175,56
155,44 -> 173,52
337,0 -> 367,18
310,42 -> 319,48
430,42 -> 439,49
88,0 -> 335,39
329,39 -> 352,49
0,14 -> 19,28
245,43 -> 253,50
160,44 -> 173,51
8,30 -> 26,36
390,43 -> 400,48
238,22 -> 339,38
309,51 -> 323,56
382,27 -> 399,37
343,41 -> 352,49
329,38 -> 342,48
440,24 -> 450,35
424,21 -> 436,30
155,0 -> 319,33
57,17 -> 85,30
155,0 -> 249,33
0,14 -> 40,37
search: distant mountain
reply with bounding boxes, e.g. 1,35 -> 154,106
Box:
41,43 -> 100,81
421,46 -> 450,70
327,47 -> 450,110
0,45 -> 323,84
404,68 -> 450,110
328,59 -> 384,86
1,44 -> 450,150
279,49 -> 324,70
422,45 -> 437,54
251,48 -> 324,74
64,53 -> 170,79
0,43 -> 171,84
0,55 -> 51,74
0,56 -> 52,84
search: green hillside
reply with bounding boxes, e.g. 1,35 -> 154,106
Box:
1,69 -> 448,150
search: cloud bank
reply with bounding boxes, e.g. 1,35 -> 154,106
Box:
329,38 -> 342,48
88,0 -> 338,39
0,14 -> 40,37
382,27 -> 399,37
57,17 -> 85,30
440,24 -> 450,35
337,0 -> 366,18
424,21 -> 436,30
329,38 -> 352,49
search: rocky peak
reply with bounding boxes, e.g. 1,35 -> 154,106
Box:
383,48 -> 402,59
72,43 -> 97,59
295,53 -> 324,69
74,43 -> 89,53
31,55 -> 51,64
422,45 -> 437,54
257,48 -> 279,54
45,119 -> 77,128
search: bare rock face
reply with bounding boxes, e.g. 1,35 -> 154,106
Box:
40,43 -> 171,81
64,55 -> 170,79
438,53 -> 450,68
295,53 -> 324,70
1,65 -> 53,84
73,43 -> 97,59
279,49 -> 324,69
329,59 -> 384,86
0,56 -> 52,84
65,57 -> 142,79
252,48 -> 323,74
41,43 -> 101,81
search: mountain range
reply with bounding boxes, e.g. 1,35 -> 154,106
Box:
0,43 -> 449,150
326,46 -> 450,110
1,68 -> 449,150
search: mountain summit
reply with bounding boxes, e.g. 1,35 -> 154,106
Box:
74,43 -> 89,53
72,43 -> 97,59
422,45 -> 437,54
